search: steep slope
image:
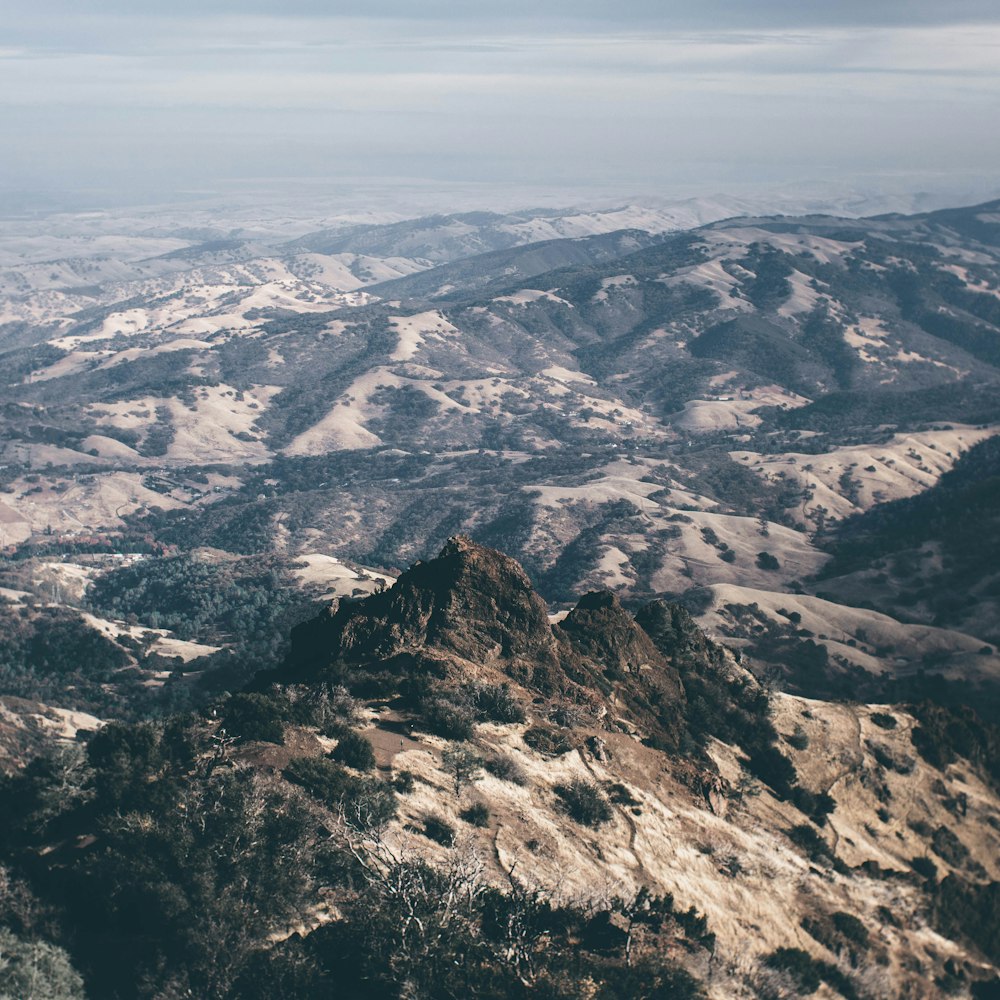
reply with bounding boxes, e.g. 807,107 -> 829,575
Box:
2,538 -> 999,998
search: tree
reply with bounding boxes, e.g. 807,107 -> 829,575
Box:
442,748 -> 482,797
0,927 -> 86,1000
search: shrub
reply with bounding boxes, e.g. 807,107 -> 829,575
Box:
460,803 -> 491,828
554,779 -> 613,828
524,726 -> 576,756
756,551 -> 781,571
831,912 -> 869,948
421,697 -> 475,741
911,855 -> 938,880
283,757 -> 396,830
330,732 -> 376,772
0,928 -> 86,1000
931,825 -> 970,866
870,711 -> 898,730
764,947 -> 859,999
441,747 -> 483,796
789,786 -> 836,826
606,782 -> 641,807
484,753 -> 527,785
786,725 -> 810,750
788,823 -> 831,863
746,744 -> 797,797
549,701 -> 587,729
222,692 -> 288,744
423,814 -> 455,846
471,683 -> 526,724
393,770 -> 416,793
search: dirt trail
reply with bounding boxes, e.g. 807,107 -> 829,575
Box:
576,746 -> 644,867
823,705 -> 863,856
368,717 -> 424,770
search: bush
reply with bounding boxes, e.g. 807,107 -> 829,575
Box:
460,803 -> 491,828
911,855 -> 938,880
549,701 -> 587,729
524,726 -> 576,756
764,947 -> 859,999
423,814 -> 456,846
484,753 -> 527,785
441,747 -> 483,796
554,779 -> 613,828
392,770 -> 416,793
221,692 -> 288,744
790,786 -> 836,826
330,732 -> 376,771
786,725 -> 810,750
471,683 -> 526,724
283,757 -> 396,830
421,697 -> 475,741
0,928 -> 86,1000
931,825 -> 970,866
870,711 -> 898,730
606,782 -> 641,808
746,744 -> 797,797
788,823 -> 831,863
756,551 -> 781,571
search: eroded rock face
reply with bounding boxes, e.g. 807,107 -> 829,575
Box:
558,591 -> 680,693
634,600 -> 718,663
280,536 -> 561,681
276,538 -> 690,746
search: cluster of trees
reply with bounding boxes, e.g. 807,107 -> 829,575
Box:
86,553 -> 314,645
0,602 -> 139,716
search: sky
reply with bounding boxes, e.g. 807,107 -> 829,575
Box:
2,0 -> 999,212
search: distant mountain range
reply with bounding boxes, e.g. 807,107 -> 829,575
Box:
2,195 -> 1000,999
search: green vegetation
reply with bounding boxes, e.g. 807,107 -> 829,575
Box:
523,725 -> 577,756
554,778 -> 613,827
764,946 -> 859,999
330,731 -> 376,771
459,802 -> 490,827
483,752 -> 527,785
0,602 -> 134,715
910,701 -> 1000,790
0,926 -> 86,1000
787,823 -> 832,864
821,436 -> 1000,639
86,552 -> 316,645
422,814 -> 456,846
870,712 -> 898,730
222,691 -> 288,744
801,910 -> 871,967
931,875 -> 1000,964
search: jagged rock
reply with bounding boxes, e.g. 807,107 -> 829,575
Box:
586,735 -> 612,763
702,774 -> 730,817
273,539 -> 689,748
278,536 -> 562,685
558,592 -> 673,680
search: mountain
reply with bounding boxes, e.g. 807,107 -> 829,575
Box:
2,197 -> 1000,731
1,537 -> 998,998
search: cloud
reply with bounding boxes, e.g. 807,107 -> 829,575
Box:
1,4 -> 997,205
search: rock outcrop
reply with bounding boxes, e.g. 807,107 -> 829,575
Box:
277,536 -> 569,690
273,538 -> 692,742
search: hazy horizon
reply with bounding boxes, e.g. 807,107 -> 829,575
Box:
4,1 -> 999,217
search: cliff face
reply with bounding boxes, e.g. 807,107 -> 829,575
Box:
281,536 -> 558,672
277,537 -> 692,723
